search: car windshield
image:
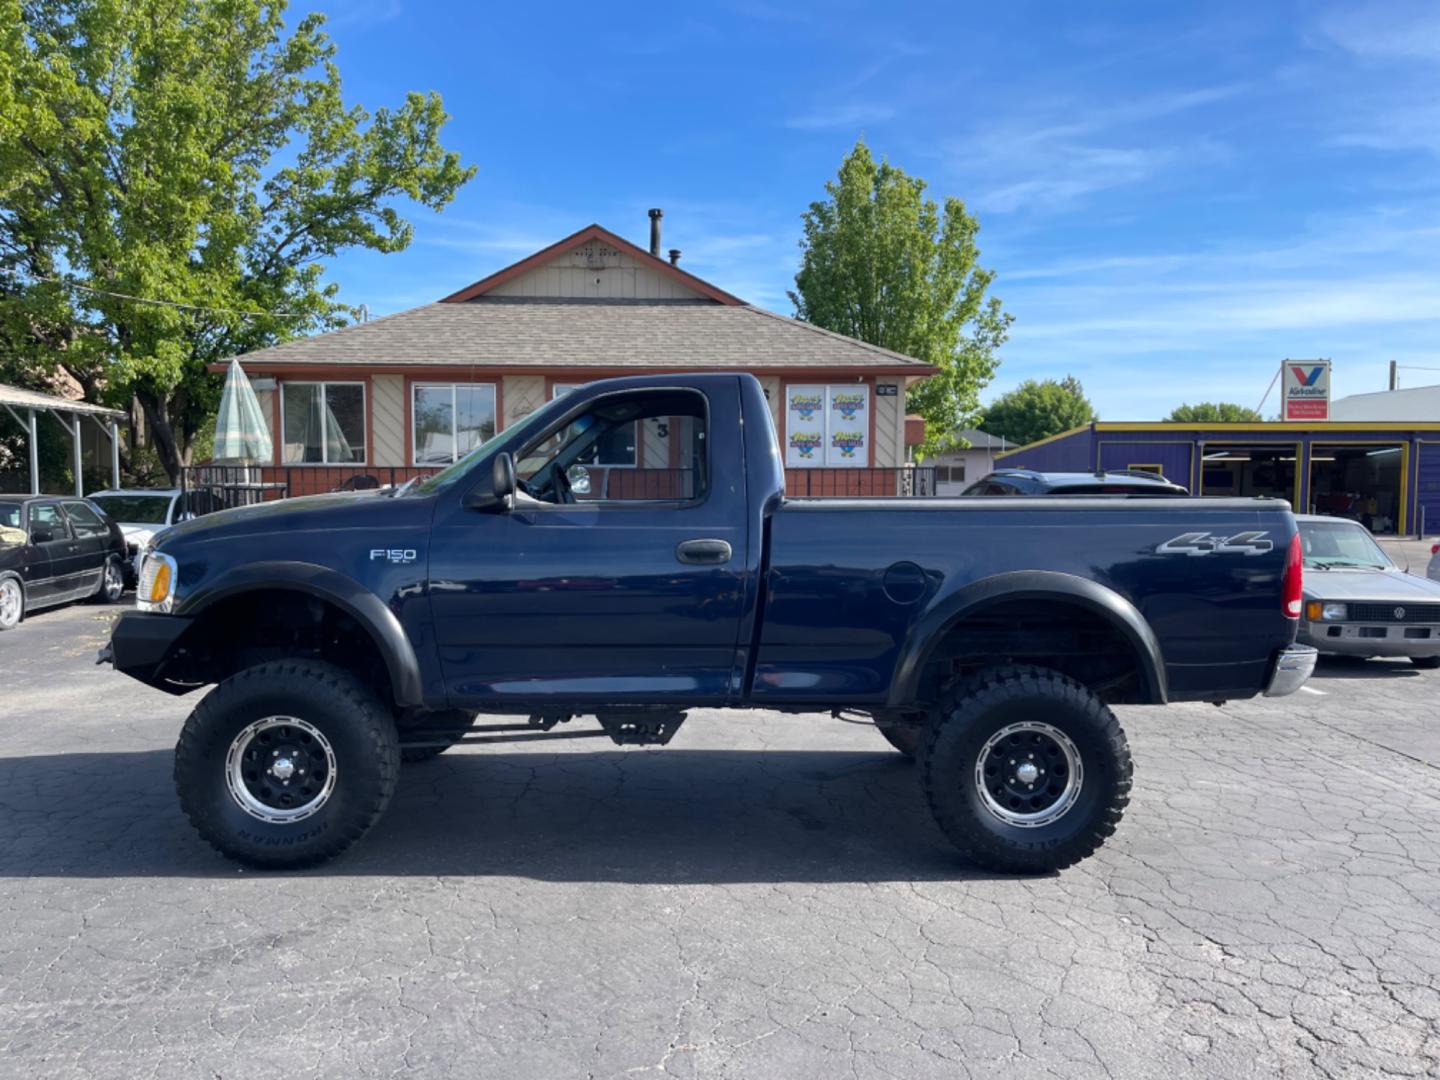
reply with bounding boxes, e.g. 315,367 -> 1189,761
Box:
1299,519 -> 1392,570
90,494 -> 171,524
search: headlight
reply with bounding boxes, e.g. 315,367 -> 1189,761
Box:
1305,601 -> 1347,621
137,552 -> 178,613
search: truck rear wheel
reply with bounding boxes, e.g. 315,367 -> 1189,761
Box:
921,665 -> 1131,874
173,660 -> 400,869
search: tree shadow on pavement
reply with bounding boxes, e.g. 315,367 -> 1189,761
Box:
0,747 -> 1009,883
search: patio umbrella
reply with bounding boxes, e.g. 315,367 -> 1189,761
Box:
212,359 -> 273,462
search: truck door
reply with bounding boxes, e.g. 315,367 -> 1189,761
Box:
428,384 -> 747,708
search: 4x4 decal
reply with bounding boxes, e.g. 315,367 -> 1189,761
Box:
1156,531 -> 1274,557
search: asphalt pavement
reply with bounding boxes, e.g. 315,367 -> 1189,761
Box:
1,601 -> 1438,1078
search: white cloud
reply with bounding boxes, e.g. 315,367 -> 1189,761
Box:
947,86 -> 1243,213
785,103 -> 896,132
327,0 -> 404,30
1313,1 -> 1440,61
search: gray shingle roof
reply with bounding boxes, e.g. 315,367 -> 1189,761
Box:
229,300 -> 932,370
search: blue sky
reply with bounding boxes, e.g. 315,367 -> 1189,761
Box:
318,0 -> 1440,419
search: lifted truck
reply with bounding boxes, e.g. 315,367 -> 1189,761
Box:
104,373 -> 1315,872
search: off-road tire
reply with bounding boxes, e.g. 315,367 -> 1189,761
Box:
921,665 -> 1131,874
877,723 -> 922,759
174,660 -> 400,869
1410,655 -> 1440,670
399,710 -> 476,763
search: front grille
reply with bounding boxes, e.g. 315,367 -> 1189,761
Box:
1349,602 -> 1440,623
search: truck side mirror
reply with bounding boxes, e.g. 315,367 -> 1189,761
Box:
465,451 -> 516,512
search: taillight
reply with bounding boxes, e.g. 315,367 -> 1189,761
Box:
1432,543 -> 1439,556
1282,532 -> 1302,618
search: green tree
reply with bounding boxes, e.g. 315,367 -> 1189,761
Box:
789,140 -> 1011,457
0,0 -> 475,481
981,375 -> 1096,447
1165,402 -> 1261,423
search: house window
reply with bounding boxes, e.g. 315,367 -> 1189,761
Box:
281,382 -> 366,464
783,384 -> 870,467
552,383 -> 636,466
412,383 -> 497,465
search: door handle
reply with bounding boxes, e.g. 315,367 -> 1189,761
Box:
675,538 -> 732,565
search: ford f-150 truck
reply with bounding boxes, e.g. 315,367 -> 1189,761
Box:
104,373 -> 1315,873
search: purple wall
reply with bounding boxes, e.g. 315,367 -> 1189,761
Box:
1418,441 -> 1440,536
998,428 -> 1095,471
1098,441 -> 1194,489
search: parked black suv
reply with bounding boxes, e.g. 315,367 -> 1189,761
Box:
963,469 -> 1189,496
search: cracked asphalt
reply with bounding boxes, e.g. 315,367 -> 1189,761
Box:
2,602 -> 1439,1079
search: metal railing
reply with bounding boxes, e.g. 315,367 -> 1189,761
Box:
175,463 -> 938,516
785,467 -> 939,498
179,464 -> 443,515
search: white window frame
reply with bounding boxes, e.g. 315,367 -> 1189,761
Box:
279,380 -> 368,466
411,382 -> 498,466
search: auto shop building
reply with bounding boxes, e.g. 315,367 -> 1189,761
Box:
996,420 -> 1440,536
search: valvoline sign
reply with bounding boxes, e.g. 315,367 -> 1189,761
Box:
1282,360 -> 1330,420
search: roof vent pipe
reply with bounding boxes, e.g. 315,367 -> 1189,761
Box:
648,208 -> 663,257
668,249 -> 681,266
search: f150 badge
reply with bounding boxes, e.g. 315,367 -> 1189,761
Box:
370,548 -> 418,564
1156,531 -> 1273,557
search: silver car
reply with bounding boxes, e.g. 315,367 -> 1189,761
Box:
1298,515 -> 1440,668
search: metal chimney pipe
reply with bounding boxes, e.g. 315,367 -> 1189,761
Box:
668,248 -> 681,266
648,208 -> 663,257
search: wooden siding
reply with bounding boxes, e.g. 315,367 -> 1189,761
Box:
874,381 -> 903,468
502,374 -> 546,428
486,245 -> 708,301
372,374 -> 405,467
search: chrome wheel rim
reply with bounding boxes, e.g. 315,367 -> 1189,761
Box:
225,716 -> 337,823
975,720 -> 1083,828
0,579 -> 20,627
103,561 -> 123,600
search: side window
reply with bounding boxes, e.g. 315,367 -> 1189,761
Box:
63,501 -> 109,538
29,504 -> 71,542
517,390 -> 709,505
982,481 -> 1020,496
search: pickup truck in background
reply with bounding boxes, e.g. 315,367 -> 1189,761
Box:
104,373 -> 1315,873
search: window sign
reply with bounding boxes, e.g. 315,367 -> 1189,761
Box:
785,384 -> 869,467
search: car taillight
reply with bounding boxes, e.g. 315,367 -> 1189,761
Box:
1432,543 -> 1439,556
1282,532 -> 1302,618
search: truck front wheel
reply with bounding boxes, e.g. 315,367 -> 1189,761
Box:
922,665 -> 1131,874
173,660 -> 401,869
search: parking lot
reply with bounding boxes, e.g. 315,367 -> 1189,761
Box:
1,601 -> 1438,1079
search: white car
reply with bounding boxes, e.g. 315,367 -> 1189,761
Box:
1428,541 -> 1440,584
87,489 -> 185,582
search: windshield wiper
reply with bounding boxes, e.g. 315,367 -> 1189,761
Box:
388,477 -> 419,498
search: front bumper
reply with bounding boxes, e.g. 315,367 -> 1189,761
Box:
1264,644 -> 1318,697
1299,621 -> 1440,658
102,610 -> 197,695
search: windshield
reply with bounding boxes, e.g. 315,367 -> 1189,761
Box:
1299,519 -> 1392,570
90,494 -> 172,524
406,391 -> 578,495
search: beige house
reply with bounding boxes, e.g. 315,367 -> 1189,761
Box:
223,218 -> 936,496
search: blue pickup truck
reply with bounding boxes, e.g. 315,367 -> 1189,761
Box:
105,373 -> 1315,873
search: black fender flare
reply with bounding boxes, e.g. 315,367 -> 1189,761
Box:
179,561 -> 425,707
886,570 -> 1167,707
